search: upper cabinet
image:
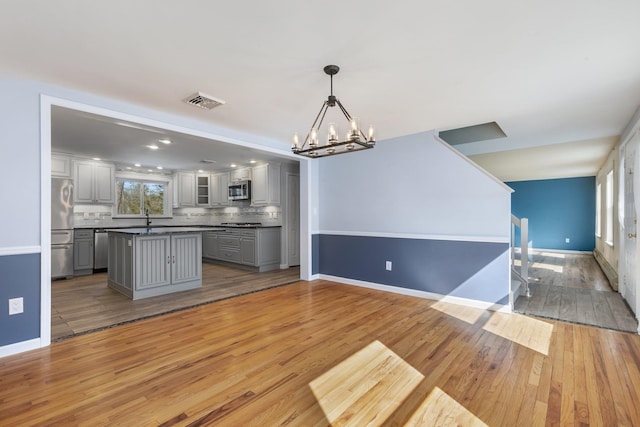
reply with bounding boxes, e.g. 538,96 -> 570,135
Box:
251,163 -> 280,206
73,160 -> 115,204
51,154 -> 71,178
229,167 -> 251,183
210,172 -> 230,207
176,172 -> 196,207
196,173 -> 210,206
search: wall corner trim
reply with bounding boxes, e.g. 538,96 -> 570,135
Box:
317,274 -> 511,313
433,134 -> 514,193
0,246 -> 41,256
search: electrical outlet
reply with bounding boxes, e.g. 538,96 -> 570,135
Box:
565,238 -> 570,243
9,297 -> 23,315
385,261 -> 392,271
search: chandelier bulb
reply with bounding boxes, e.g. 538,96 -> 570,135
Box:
368,125 -> 375,142
310,127 -> 318,146
328,123 -> 338,143
292,133 -> 300,150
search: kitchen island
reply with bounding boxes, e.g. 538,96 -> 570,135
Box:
107,227 -> 219,300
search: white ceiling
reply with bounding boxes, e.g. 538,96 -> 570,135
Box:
2,1 -> 640,180
51,106 -> 296,173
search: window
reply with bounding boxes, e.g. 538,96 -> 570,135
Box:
115,177 -> 170,217
605,170 -> 614,245
595,182 -> 601,237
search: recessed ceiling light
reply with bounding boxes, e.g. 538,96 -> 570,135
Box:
126,167 -> 132,170
92,157 -> 101,161
146,144 -> 159,150
230,163 -> 237,168
198,169 -> 204,173
249,160 -> 256,164
159,139 -> 171,144
147,169 -> 153,172
156,166 -> 163,170
134,163 -> 141,167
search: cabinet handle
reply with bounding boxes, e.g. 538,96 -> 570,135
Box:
172,255 -> 176,264
167,256 -> 170,264
628,233 -> 637,239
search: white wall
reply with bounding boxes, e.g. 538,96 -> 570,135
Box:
318,132 -> 512,240
0,81 -> 42,248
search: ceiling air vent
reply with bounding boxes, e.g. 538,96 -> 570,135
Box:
183,92 -> 226,110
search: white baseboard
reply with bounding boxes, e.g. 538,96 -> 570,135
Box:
0,338 -> 42,359
317,274 -> 511,313
527,247 -> 592,255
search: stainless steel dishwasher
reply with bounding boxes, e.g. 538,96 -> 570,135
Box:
94,228 -> 109,272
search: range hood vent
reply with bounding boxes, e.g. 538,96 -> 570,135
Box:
183,92 -> 225,110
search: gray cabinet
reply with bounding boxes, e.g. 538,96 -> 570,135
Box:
74,160 -> 114,204
196,174 -> 210,206
171,233 -> 202,284
203,231 -> 219,259
204,227 -> 280,271
240,233 -> 256,265
251,163 -> 280,206
210,172 -> 230,207
229,167 -> 251,183
108,231 -> 202,300
176,172 -> 196,207
51,154 -> 71,178
217,232 -> 242,263
73,229 -> 94,275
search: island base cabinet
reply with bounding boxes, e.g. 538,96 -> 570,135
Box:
136,235 -> 171,290
171,234 -> 202,285
108,232 -> 202,300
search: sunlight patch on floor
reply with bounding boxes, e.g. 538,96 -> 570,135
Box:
431,300 -> 487,325
309,340 -> 423,426
538,252 -> 566,259
404,386 -> 488,426
482,311 -> 554,355
532,262 -> 564,273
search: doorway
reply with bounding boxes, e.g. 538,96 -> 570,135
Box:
42,96 -> 308,344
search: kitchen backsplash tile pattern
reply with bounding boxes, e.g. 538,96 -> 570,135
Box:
73,205 -> 281,228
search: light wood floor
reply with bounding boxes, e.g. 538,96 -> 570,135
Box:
51,262 -> 300,341
514,251 -> 638,332
3,280 -> 640,426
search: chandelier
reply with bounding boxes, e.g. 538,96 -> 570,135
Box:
292,65 -> 375,158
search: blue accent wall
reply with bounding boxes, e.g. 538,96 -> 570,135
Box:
0,253 -> 41,346
317,234 -> 510,304
507,177 -> 596,251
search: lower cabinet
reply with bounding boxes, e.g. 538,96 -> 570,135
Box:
203,228 -> 280,272
202,231 -> 219,260
73,229 -> 94,275
108,232 -> 202,300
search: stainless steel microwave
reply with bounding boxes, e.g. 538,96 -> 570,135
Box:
228,180 -> 251,201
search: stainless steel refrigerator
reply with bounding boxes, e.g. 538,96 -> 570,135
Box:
51,178 -> 74,279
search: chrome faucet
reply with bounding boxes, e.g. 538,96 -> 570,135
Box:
145,209 -> 152,227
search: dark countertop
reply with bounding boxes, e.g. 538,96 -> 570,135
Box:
75,224 -> 281,230
107,227 -> 222,235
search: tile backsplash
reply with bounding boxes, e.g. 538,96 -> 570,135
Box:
73,204 -> 281,228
